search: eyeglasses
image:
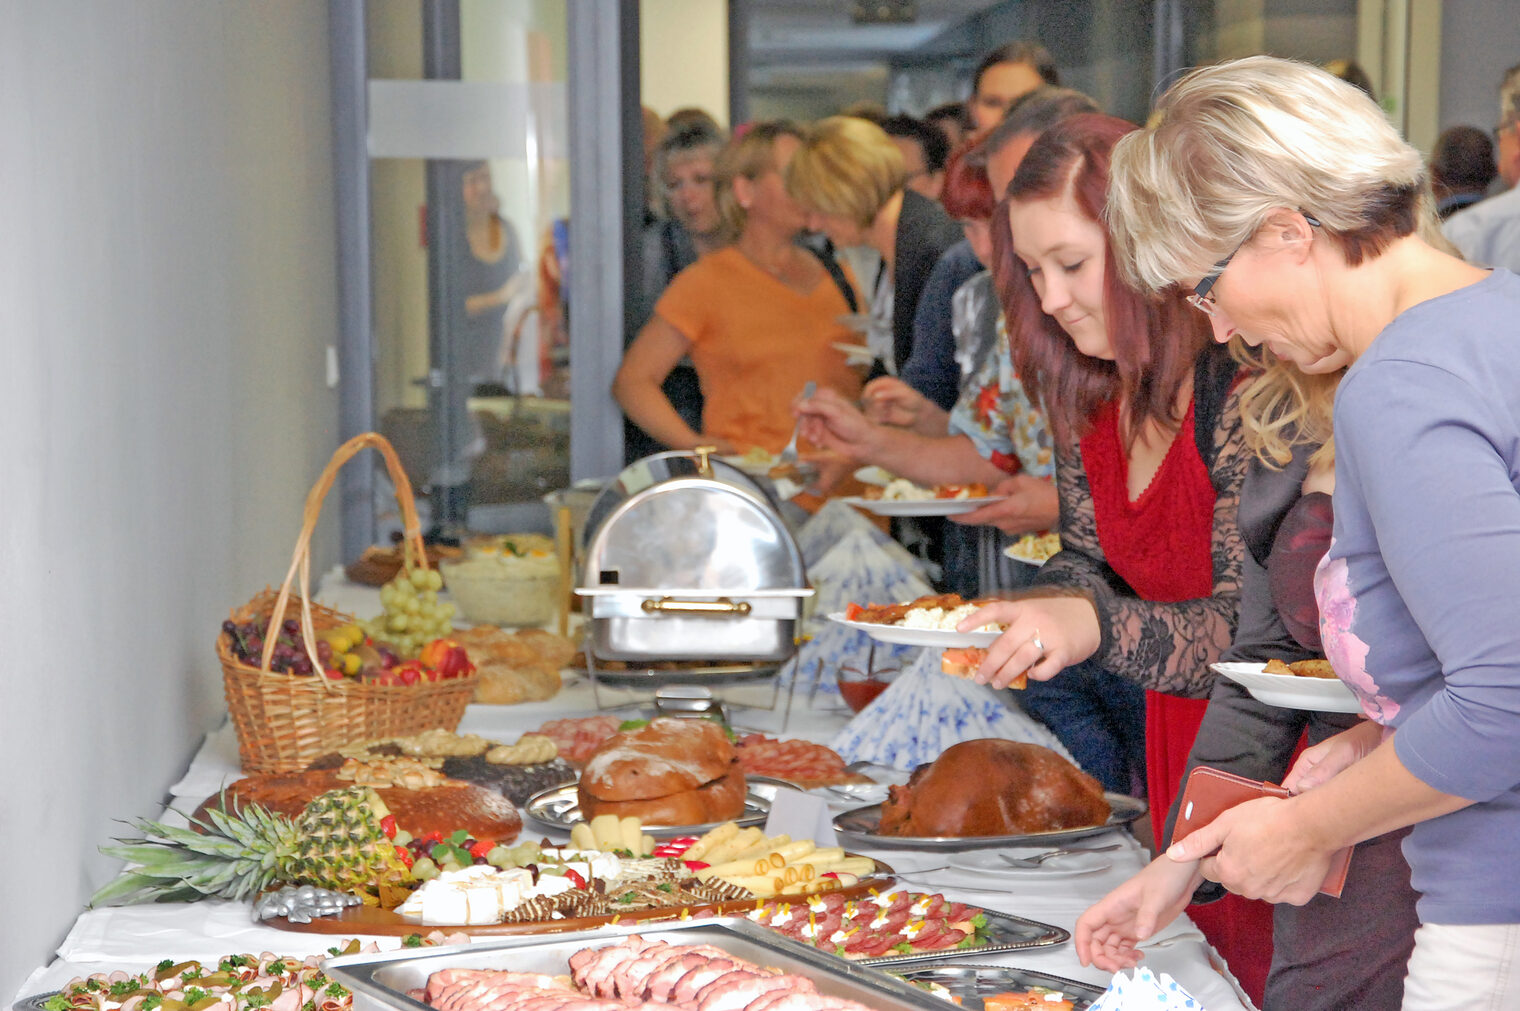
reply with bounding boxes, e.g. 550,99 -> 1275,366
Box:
1186,212 -> 1321,317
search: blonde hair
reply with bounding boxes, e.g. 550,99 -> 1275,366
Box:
714,120 -> 803,240
1234,182 -> 1457,470
785,116 -> 907,227
1106,56 -> 1426,293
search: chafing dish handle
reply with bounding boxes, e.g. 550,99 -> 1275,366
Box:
641,596 -> 753,616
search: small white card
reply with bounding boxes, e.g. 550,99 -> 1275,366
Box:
763,786 -> 838,846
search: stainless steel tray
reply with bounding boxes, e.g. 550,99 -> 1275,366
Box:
892,963 -> 1106,1008
13,994 -> 50,1011
523,781 -> 771,837
854,909 -> 1070,967
324,918 -> 951,1011
833,792 -> 1146,851
583,660 -> 782,687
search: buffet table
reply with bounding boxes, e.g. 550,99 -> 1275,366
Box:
13,570 -> 1254,1011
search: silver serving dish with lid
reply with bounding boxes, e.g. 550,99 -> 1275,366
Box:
578,448 -> 811,663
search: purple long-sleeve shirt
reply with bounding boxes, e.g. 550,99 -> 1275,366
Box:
1318,267 -> 1520,924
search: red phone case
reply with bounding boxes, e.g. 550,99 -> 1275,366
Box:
1173,766 -> 1351,898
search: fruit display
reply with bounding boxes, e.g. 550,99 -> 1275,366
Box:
220,613 -> 471,687
94,786 -> 413,906
364,565 -> 456,659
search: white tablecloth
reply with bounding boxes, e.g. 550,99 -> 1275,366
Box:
15,571 -> 1253,1011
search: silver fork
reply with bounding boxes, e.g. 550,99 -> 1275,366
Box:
998,843 -> 1122,868
777,380 -> 816,469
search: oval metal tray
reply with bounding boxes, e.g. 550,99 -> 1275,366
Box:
523,781 -> 771,837
832,792 -> 1146,851
581,660 -> 781,687
892,963 -> 1106,1007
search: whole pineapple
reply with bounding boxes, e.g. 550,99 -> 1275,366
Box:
92,786 -> 411,906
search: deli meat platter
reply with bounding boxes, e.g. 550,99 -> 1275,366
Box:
324,919 -> 953,1011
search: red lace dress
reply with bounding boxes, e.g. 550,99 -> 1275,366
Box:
1080,398 -> 1273,1002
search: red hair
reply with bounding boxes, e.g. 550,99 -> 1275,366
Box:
940,141 -> 994,222
991,113 -> 1212,448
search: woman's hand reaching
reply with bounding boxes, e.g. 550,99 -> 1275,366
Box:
1075,856 -> 1204,971
860,377 -> 935,431
955,594 -> 1102,690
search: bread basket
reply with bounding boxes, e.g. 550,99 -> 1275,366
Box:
217,432 -> 477,773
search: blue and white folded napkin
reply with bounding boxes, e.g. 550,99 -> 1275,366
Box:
1089,967 -> 1207,1010
795,499 -> 923,573
827,647 -> 1073,769
778,527 -> 931,691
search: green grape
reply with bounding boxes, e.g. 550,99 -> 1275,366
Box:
389,613 -> 409,632
425,570 -> 443,592
409,567 -> 428,589
403,596 -> 421,616
411,857 -> 439,881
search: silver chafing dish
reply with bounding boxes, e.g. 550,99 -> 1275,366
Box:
577,448 -> 811,665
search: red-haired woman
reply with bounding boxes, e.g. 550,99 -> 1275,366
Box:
956,111 -> 1266,994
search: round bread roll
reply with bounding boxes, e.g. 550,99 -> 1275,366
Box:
580,718 -> 736,802
878,738 -> 1109,837
578,765 -> 747,826
201,769 -> 522,844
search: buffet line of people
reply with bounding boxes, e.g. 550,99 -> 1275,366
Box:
613,41 -> 1520,1011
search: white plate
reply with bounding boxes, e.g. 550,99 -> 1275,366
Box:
833,341 -> 875,365
1211,661 -> 1362,714
829,612 -> 1003,648
947,848 -> 1113,879
853,465 -> 893,486
1002,546 -> 1049,567
839,495 -> 1000,517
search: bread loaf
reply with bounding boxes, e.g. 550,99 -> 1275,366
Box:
878,739 -> 1108,837
577,718 -> 746,826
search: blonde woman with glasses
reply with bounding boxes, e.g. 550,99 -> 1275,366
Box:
1089,55 -> 1515,1008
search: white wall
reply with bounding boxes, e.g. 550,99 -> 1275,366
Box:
1440,0 -> 1520,134
0,2 -> 342,998
640,0 -> 729,127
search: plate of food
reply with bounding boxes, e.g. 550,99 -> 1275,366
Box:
719,448 -> 780,476
1003,531 -> 1062,566
745,889 -> 1069,966
891,964 -> 1106,1009
830,594 -> 1005,648
841,478 -> 998,516
831,739 -> 1145,852
1211,660 -> 1361,713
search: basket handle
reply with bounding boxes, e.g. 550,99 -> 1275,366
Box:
258,432 -> 427,683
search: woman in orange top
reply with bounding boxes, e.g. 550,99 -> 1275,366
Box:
613,121 -> 862,454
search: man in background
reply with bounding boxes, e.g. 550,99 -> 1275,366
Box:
1444,63 -> 1520,272
882,114 -> 950,201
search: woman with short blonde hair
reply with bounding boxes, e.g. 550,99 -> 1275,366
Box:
787,116 -> 962,374
1090,55 -> 1520,1009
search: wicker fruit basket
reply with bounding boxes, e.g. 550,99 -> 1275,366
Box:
217,432 -> 477,773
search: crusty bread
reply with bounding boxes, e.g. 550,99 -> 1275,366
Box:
878,739 -> 1108,837
578,766 -> 747,826
473,660 -> 562,704
579,718 -> 736,801
200,769 -> 522,843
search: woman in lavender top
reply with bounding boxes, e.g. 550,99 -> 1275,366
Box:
1089,55 -> 1520,1007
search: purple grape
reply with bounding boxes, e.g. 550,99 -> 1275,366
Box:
283,619 -> 300,635
291,658 -> 313,676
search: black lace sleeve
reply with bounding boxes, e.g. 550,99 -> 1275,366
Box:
1029,379 -> 1250,697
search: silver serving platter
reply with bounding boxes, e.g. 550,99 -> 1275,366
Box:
892,963 -> 1106,1007
523,781 -> 771,838
854,909 -> 1070,967
833,792 -> 1146,851
13,995 -> 50,1011
324,918 -> 951,1011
